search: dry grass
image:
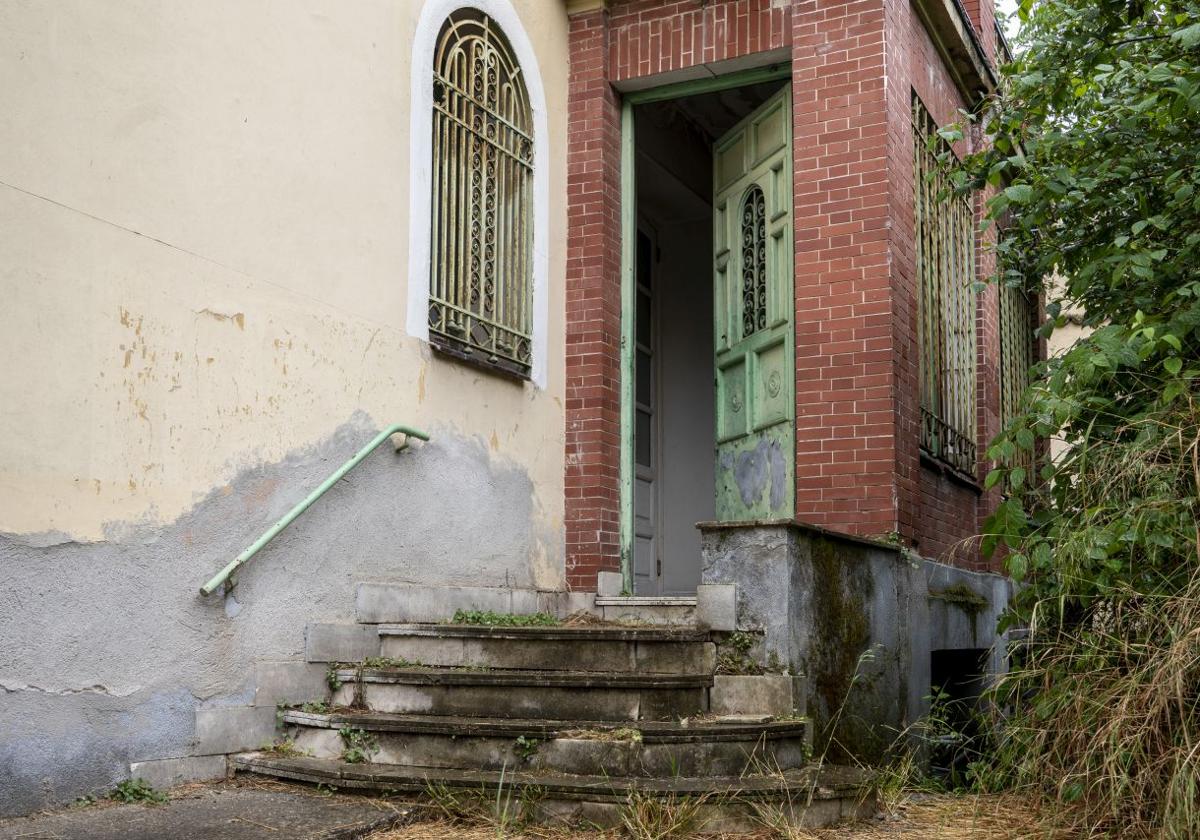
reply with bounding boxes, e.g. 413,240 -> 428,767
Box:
367,792 -> 1062,839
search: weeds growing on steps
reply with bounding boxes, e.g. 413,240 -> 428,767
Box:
259,737 -> 312,759
512,735 -> 539,762
449,610 -> 559,627
109,778 -> 168,805
339,726 -> 379,764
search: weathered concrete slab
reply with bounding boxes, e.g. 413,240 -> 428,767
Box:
285,714 -> 808,777
378,627 -> 714,674
233,754 -> 875,833
304,623 -> 379,663
710,674 -> 805,717
0,784 -> 412,840
128,755 -> 227,791
696,583 -> 737,631
194,706 -> 277,755
254,660 -> 328,706
356,583 -> 557,624
596,570 -> 624,597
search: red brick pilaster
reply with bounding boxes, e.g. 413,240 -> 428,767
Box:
564,7 -> 624,590
790,0 -> 899,537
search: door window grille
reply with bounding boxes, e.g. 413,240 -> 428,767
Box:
914,95 -> 977,476
740,185 -> 767,337
429,10 -> 534,378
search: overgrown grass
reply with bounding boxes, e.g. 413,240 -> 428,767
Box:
423,765 -> 544,838
979,574 -> 1200,838
618,789 -> 711,839
976,403 -> 1200,838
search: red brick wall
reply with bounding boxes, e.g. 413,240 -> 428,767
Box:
563,0 -> 1002,586
607,0 -> 791,79
564,8 -> 624,589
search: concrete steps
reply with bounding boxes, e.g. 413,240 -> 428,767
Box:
235,603 -> 870,830
329,666 -> 710,721
232,753 -> 875,832
281,709 -> 809,777
378,623 -> 715,674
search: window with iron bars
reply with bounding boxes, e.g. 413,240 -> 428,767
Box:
428,10 -> 534,379
999,282 -> 1037,476
913,95 -> 977,476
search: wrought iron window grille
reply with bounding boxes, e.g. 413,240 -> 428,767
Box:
428,10 -> 534,379
913,95 -> 977,476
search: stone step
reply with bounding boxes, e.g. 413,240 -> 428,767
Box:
377,623 -> 715,674
329,667 -> 710,721
592,595 -> 697,626
281,710 -> 809,778
233,754 -> 874,833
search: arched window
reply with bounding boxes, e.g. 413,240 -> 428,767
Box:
428,9 -> 534,378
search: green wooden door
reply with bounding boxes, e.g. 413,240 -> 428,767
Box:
712,85 -> 794,521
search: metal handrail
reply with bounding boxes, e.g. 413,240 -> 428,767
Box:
199,423 -> 431,596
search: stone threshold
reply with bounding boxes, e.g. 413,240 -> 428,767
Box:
594,595 -> 698,607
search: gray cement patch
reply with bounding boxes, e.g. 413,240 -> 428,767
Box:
0,413 -> 561,816
0,785 -> 415,840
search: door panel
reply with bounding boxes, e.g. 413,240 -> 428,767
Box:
712,85 -> 794,521
632,229 -> 658,594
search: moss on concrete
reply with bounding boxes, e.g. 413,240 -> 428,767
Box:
808,537 -> 873,759
930,583 -> 989,639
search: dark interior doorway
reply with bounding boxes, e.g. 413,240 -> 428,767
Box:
630,80 -> 787,596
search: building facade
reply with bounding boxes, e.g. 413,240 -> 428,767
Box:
0,0 -> 1030,815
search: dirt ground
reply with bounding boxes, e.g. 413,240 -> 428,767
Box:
368,793 -> 1061,839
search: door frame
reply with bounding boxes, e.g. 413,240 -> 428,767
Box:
617,64 -> 793,593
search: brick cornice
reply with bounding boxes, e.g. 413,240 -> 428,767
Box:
913,0 -> 999,104
564,0 -> 608,16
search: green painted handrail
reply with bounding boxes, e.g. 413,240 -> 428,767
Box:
199,423 -> 430,596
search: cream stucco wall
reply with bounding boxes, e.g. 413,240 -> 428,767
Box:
0,0 -> 569,568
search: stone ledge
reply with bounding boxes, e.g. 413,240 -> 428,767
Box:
697,518 -> 905,557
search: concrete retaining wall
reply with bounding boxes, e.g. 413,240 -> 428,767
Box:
700,520 -> 1011,762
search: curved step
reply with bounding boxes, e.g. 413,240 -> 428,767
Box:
233,754 -> 874,833
330,667 -> 711,721
378,623 -> 714,674
282,710 -> 810,778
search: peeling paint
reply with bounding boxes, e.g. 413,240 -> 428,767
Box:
729,436 -> 786,510
197,308 -> 245,330
1,681 -> 141,698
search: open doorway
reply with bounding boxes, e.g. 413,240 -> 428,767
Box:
630,79 -> 791,596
